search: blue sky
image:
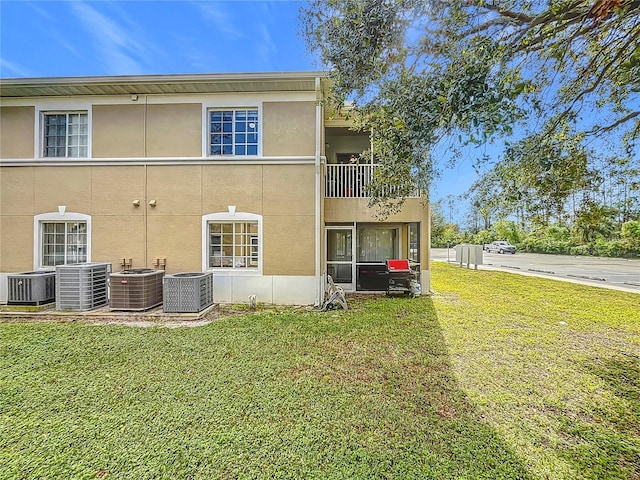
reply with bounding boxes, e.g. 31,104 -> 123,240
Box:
0,1 -> 315,76
0,0 -> 470,205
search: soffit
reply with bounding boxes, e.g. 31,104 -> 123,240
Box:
0,72 -> 328,98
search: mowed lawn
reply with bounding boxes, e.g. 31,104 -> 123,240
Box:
1,263 -> 638,480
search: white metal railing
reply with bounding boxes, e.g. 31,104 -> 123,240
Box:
325,164 -> 373,198
324,164 -> 420,198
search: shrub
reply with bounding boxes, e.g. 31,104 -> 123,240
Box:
621,220 -> 640,248
494,220 -> 522,245
472,229 -> 493,246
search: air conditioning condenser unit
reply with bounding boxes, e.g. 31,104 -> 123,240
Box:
56,263 -> 111,312
8,271 -> 56,306
110,269 -> 164,311
163,272 -> 213,313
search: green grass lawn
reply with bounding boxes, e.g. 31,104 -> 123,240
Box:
1,263 -> 638,479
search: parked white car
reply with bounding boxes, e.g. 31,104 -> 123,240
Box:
485,241 -> 517,254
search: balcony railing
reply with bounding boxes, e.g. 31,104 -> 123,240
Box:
325,164 -> 420,198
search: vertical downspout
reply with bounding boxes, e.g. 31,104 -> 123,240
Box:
143,95 -> 148,268
315,77 -> 323,306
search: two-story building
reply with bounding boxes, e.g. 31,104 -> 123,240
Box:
0,72 -> 430,306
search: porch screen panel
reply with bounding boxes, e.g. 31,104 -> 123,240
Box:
357,227 -> 398,262
327,230 -> 352,261
327,229 -> 353,284
408,223 -> 419,262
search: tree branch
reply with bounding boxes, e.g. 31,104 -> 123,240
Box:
545,25 -> 640,133
481,2 -> 533,23
587,111 -> 640,135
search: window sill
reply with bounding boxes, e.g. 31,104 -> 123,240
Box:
206,268 -> 262,276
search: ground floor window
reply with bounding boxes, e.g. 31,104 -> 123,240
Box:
41,222 -> 87,266
202,212 -> 262,272
34,212 -> 91,269
209,222 -> 258,268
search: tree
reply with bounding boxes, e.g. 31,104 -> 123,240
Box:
463,170 -> 503,230
621,219 -> 640,249
573,199 -> 617,242
301,0 -> 640,215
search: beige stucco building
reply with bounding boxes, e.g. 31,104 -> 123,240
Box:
0,72 -> 430,305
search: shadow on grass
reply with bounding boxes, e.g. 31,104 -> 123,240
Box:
279,295 -> 535,479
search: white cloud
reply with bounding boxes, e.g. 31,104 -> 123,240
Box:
194,2 -> 243,39
257,24 -> 277,66
50,31 -> 84,60
0,58 -> 34,78
26,1 -> 57,23
69,1 -> 149,75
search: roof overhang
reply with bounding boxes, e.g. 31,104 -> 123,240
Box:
0,71 -> 329,98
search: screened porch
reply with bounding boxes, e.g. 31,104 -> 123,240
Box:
326,223 -> 421,292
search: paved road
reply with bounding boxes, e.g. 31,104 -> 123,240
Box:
431,248 -> 640,293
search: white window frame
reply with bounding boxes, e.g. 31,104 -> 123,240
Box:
40,110 -> 89,158
206,107 -> 260,157
33,212 -> 92,270
202,212 -> 262,274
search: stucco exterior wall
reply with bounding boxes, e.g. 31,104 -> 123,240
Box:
0,106 -> 34,158
324,197 -> 428,224
262,101 -> 316,156
92,105 -> 146,158
0,81 -> 430,303
146,103 -> 202,157
0,163 -> 316,278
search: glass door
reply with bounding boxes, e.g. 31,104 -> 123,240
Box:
326,227 -> 355,291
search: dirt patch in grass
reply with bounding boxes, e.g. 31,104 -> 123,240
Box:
0,302 -> 278,328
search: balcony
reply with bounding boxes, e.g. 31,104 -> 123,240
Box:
324,164 -> 420,198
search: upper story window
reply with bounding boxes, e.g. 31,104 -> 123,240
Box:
209,109 -> 258,156
42,112 -> 88,157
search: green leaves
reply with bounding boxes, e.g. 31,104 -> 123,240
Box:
301,0 -> 640,215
